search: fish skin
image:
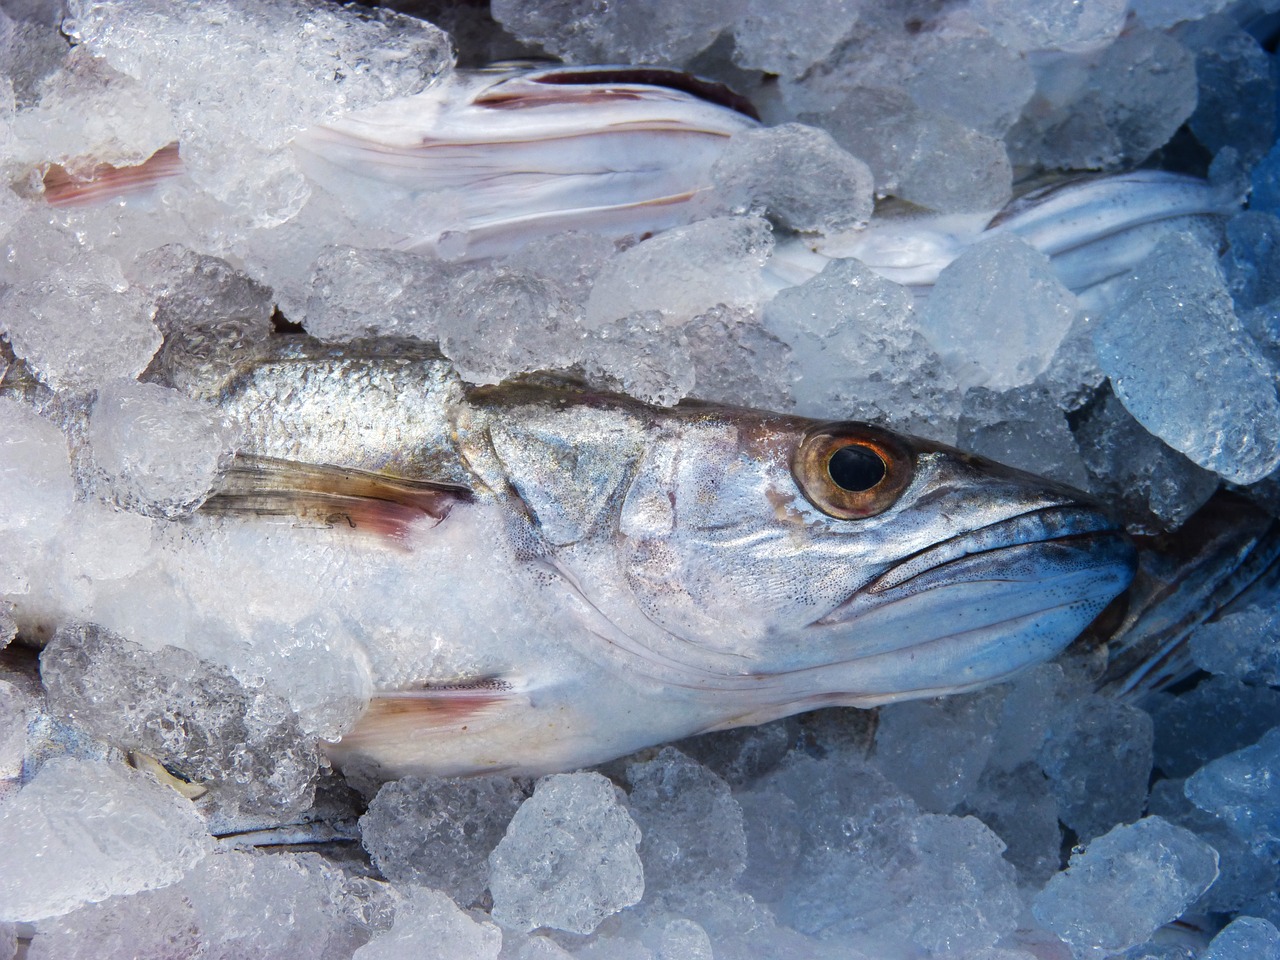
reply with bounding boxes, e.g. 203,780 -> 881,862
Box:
158,334 -> 1138,778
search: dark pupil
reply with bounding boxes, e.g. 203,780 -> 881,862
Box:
828,445 -> 886,491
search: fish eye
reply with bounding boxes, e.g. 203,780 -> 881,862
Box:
792,423 -> 915,520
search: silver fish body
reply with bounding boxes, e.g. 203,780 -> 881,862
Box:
144,336 -> 1137,778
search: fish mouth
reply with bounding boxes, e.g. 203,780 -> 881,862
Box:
803,505 -> 1137,699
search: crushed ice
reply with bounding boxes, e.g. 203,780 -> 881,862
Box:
0,0 -> 1276,957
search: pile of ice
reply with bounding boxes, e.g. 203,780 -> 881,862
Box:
0,0 -> 1279,957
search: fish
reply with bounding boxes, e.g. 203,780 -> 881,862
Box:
17,333 -> 1123,780
36,63 -> 1238,296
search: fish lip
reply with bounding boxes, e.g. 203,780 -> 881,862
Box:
815,503 -> 1136,627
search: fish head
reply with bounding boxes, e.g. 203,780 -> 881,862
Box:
607,409 -> 1136,708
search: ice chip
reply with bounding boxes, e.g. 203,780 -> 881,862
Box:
1038,693 -> 1154,842
488,771 -> 643,934
26,883 -> 201,960
1204,916 -> 1280,960
970,0 -> 1126,53
1072,386 -> 1220,534
731,0 -> 861,78
810,87 -> 1013,213
89,380 -> 235,518
0,757 -> 211,922
1181,17 -> 1276,166
1149,677 -> 1280,779
1093,233 -> 1280,485
359,774 -> 525,905
0,228 -> 161,391
1031,817 -> 1219,955
1189,605 -> 1280,686
761,257 -> 960,438
625,747 -> 746,907
40,623 -> 321,820
1185,725 -> 1280,850
490,0 -> 735,65
959,386 -> 1090,491
871,688 -> 1002,814
919,235 -> 1079,391
584,216 -> 772,328
353,886 -> 501,960
0,397 -> 72,534
1007,30 -> 1197,171
711,123 -> 874,235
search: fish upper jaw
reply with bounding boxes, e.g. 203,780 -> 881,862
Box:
791,502 -> 1136,705
824,503 -> 1134,618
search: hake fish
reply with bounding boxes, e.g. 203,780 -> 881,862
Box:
69,334 -> 1132,779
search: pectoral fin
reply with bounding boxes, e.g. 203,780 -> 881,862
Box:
326,680 -> 530,777
201,454 -> 472,543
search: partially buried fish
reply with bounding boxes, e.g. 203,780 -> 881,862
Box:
4,64 -> 1257,785
77,335 -> 1138,779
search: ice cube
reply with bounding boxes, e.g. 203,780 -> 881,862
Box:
0,757 -> 212,922
684,304 -> 795,413
1130,0 -> 1233,30
0,397 -> 72,535
353,886 -> 501,960
497,0 -> 735,65
1007,30 -> 1197,171
970,0 -> 1126,53
1222,211 -> 1280,315
1148,778 -> 1279,915
0,678 -> 28,803
625,747 -> 746,909
740,753 -> 1018,954
584,217 -> 772,328
1031,817 -> 1219,956
959,763 -> 1062,886
904,34 -> 1035,138
731,0 -> 861,79
1093,233 -> 1280,485
359,774 -> 525,905
1180,17 -> 1276,166
488,771 -> 644,934
1184,725 -> 1280,850
88,379 -> 235,519
1038,693 -> 1154,842
958,386 -> 1091,491
919,235 -> 1079,391
1204,916 -> 1280,960
710,123 -> 874,236
40,623 -> 321,821
179,849 -> 365,959
761,256 -> 961,440
1188,605 -> 1280,686
807,86 -> 1012,213
1149,677 -> 1280,779
1071,386 -> 1220,534
0,214 -> 161,393
26,883 -> 200,960
871,688 -> 1002,814
7,47 -> 176,173
303,245 -> 458,343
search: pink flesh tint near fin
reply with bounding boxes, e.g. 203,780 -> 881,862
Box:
200,454 -> 472,544
326,680 -> 527,776
41,143 -> 184,207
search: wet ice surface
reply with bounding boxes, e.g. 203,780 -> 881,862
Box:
0,0 -> 1278,957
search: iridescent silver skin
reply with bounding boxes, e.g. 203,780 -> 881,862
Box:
186,337 -> 1136,777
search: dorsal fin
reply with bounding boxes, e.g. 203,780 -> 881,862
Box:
201,454 -> 472,543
